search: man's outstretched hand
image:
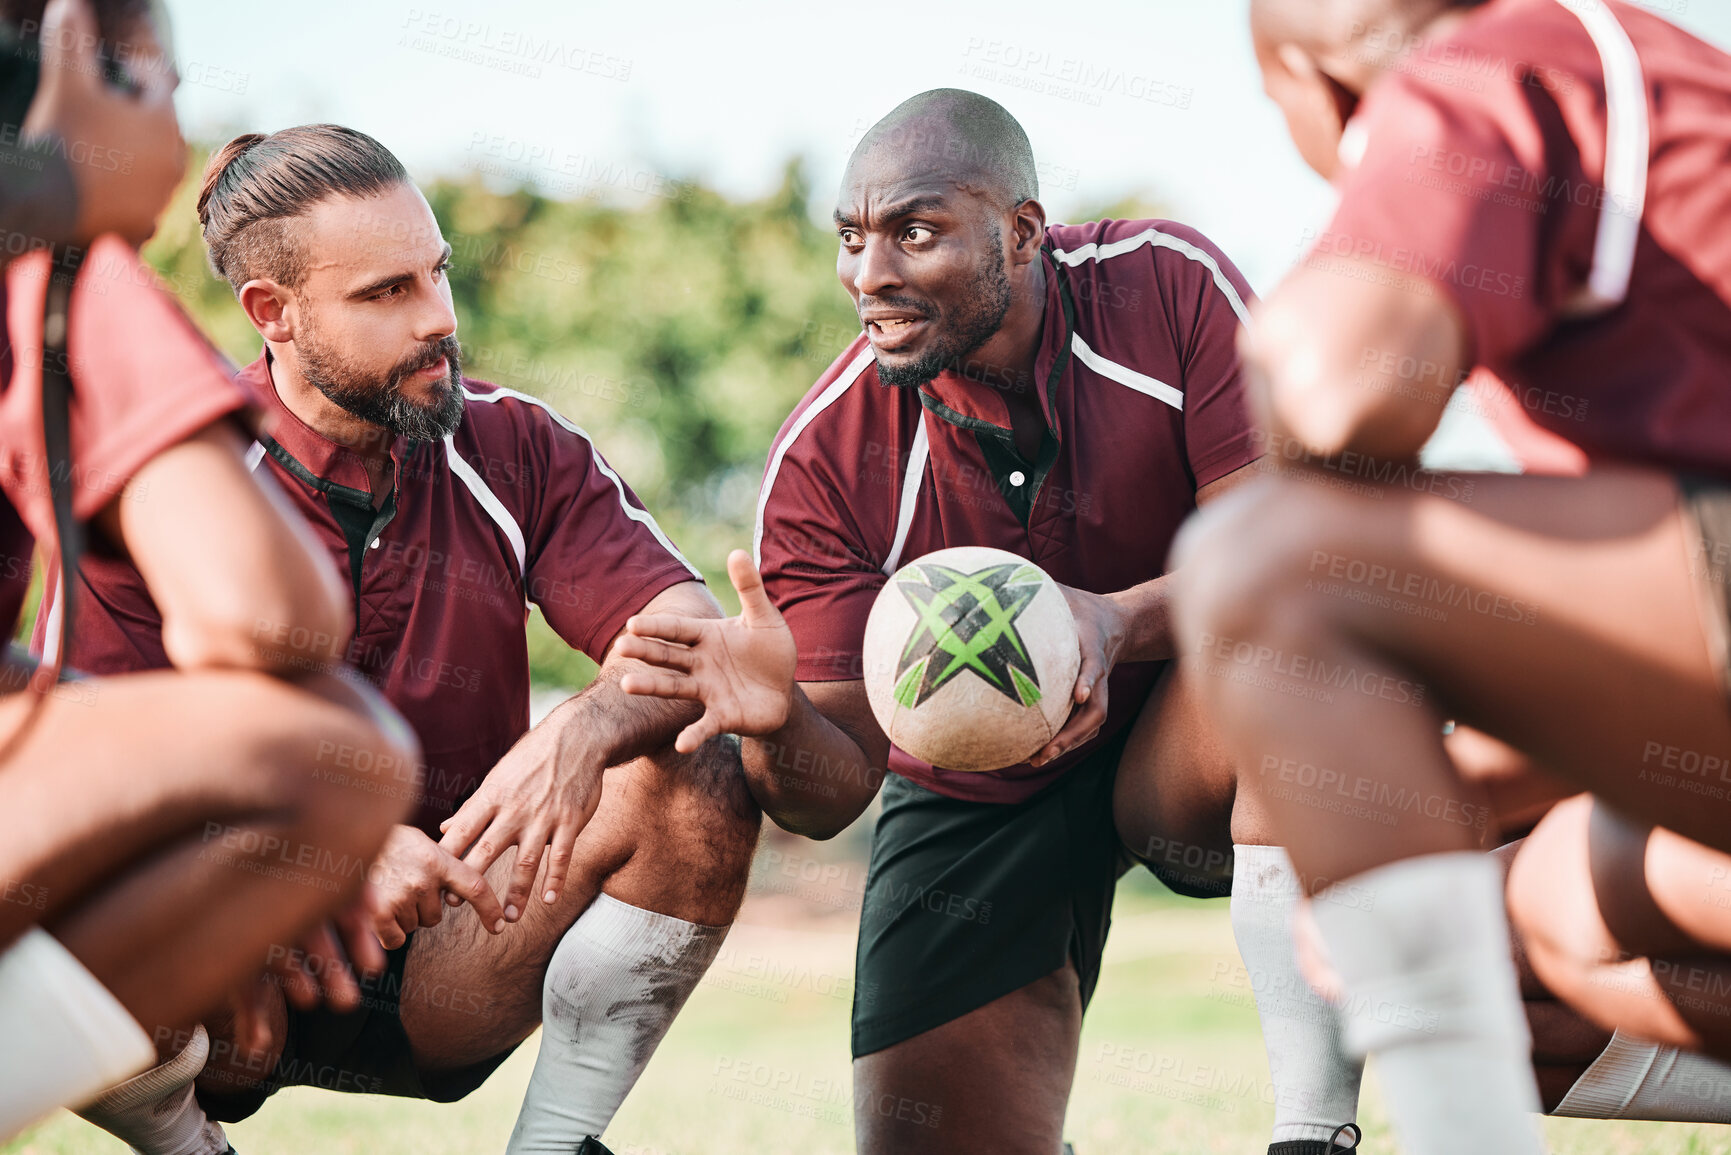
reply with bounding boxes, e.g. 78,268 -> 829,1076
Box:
616,550 -> 798,750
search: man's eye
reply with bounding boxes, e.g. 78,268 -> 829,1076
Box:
903,226 -> 933,244
838,229 -> 862,248
434,261 -> 452,280
373,284 -> 404,301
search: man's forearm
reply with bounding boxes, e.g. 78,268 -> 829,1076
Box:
542,662 -> 703,775
743,689 -> 882,840
1106,574 -> 1177,665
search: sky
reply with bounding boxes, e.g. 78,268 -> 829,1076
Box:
158,0 -> 1729,298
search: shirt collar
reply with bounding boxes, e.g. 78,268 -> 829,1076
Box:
916,248 -> 1074,439
240,349 -> 413,499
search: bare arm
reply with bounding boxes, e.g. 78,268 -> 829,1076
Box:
1243,258 -> 1471,462
618,551 -> 885,839
743,679 -> 887,840
438,580 -> 718,915
99,420 -> 351,674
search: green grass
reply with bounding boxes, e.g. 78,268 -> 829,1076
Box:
7,876 -> 1729,1153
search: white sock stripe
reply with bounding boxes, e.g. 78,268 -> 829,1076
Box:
89,1026 -> 209,1114
1554,1030 -> 1659,1118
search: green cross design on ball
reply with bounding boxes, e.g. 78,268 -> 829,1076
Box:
892,561 -> 1048,709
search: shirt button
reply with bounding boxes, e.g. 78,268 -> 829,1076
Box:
370,538 -> 381,550
1009,470 -> 1026,487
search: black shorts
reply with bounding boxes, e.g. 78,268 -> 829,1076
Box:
197,936 -> 516,1122
1682,474 -> 1731,702
852,728 -> 1213,1058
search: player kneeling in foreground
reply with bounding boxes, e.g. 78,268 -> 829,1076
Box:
619,88 -> 1368,1155
0,0 -> 414,1141
1173,0 -> 1731,1151
67,126 -> 759,1155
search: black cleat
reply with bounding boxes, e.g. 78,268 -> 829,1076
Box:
1269,1123 -> 1362,1155
576,1139 -> 615,1155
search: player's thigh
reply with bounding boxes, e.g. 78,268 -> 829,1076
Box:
853,964 -> 1079,1155
1112,664 -> 1239,883
399,747 -> 740,1065
0,669 -> 402,931
1184,466 -> 1731,852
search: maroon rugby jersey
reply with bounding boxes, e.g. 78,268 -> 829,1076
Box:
0,237 -> 249,639
45,352 -> 699,834
756,219 -> 1258,804
1314,0 -> 1731,473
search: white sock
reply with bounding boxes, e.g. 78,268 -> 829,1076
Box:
0,927 -> 154,1141
1555,1030 -> 1731,1122
506,893 -> 729,1153
1231,845 -> 1364,1146
1311,852 -> 1547,1155
77,1024 -> 230,1155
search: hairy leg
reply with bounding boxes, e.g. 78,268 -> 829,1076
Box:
403,737 -> 758,1071
0,668 -> 410,1037
854,965 -> 1079,1155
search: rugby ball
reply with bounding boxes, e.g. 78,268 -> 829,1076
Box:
863,546 -> 1080,772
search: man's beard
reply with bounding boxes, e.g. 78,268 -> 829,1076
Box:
874,224 -> 1014,390
298,324 -> 466,442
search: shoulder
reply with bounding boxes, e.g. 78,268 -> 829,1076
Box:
453,377 -> 597,458
70,236 -> 235,376
1353,0 -> 1604,163
1049,218 -> 1253,324
766,332 -> 884,468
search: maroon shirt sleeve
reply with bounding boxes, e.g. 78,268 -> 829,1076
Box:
1321,58 -> 1599,368
757,346 -> 890,683
511,399 -> 700,661
0,235 -> 249,538
1156,223 -> 1260,488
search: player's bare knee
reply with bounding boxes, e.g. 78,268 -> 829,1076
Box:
612,738 -> 760,924
248,677 -> 418,856
651,737 -> 761,857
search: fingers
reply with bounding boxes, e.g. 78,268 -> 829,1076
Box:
1031,662 -> 1109,767
619,668 -> 704,701
502,825 -> 551,922
613,634 -> 697,672
335,893 -> 386,978
295,922 -> 361,1013
539,825 -> 578,908
414,885 -> 445,935
728,550 -> 778,626
437,850 -> 508,933
625,612 -> 707,647
676,713 -> 723,755
438,798 -> 497,861
374,910 -> 407,952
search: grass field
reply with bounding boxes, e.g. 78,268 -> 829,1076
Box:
6,870 -> 1728,1154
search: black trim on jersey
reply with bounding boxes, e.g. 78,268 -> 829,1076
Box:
262,437 -> 398,624
915,248 -> 1078,528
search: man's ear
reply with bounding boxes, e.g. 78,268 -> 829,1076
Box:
237,279 -> 295,343
1009,198 -> 1047,265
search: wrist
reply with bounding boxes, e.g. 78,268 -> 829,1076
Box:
1104,586 -> 1164,663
